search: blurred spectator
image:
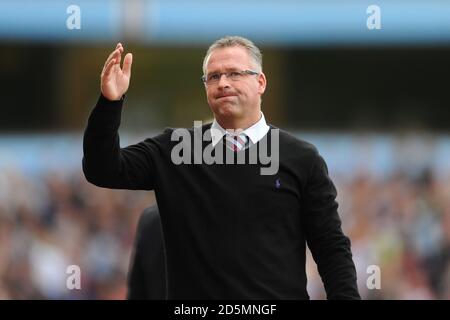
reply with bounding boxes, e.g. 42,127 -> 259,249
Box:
127,205 -> 166,300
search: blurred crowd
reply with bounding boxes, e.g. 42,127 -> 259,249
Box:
0,168 -> 152,299
308,169 -> 450,299
0,164 -> 449,299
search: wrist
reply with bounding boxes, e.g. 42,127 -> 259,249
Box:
100,92 -> 125,102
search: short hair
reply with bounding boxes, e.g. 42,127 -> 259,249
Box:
202,36 -> 263,75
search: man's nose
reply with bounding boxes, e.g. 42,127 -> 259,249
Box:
217,73 -> 231,88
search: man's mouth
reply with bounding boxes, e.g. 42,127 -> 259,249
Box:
216,93 -> 237,99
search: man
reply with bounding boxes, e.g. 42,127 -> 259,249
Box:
83,36 -> 360,299
127,205 -> 166,300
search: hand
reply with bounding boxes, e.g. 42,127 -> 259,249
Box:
100,43 -> 133,101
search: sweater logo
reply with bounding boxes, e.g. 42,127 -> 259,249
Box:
275,178 -> 281,189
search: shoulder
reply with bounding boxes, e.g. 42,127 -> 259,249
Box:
140,205 -> 160,224
137,205 -> 162,237
156,122 -> 213,139
269,124 -> 319,160
140,126 -> 188,146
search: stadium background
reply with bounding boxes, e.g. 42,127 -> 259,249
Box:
1,0 -> 450,299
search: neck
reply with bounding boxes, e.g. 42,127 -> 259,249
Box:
215,111 -> 261,131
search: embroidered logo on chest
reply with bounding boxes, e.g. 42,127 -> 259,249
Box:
275,178 -> 281,189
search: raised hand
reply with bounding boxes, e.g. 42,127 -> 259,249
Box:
100,43 -> 133,101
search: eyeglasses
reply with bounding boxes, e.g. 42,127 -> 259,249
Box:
201,70 -> 259,85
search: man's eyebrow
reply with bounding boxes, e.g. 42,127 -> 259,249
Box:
205,69 -> 219,75
206,67 -> 242,74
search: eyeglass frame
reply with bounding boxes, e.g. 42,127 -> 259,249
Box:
201,69 -> 259,84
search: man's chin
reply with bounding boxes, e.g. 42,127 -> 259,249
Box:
216,104 -> 239,117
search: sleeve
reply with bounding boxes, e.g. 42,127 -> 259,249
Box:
82,94 -> 158,190
303,151 -> 361,300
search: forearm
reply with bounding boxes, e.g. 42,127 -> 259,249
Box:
82,94 -> 124,187
307,218 -> 360,299
82,94 -> 154,190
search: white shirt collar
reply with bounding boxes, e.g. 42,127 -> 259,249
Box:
210,112 -> 270,147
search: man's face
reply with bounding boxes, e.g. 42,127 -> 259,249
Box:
204,46 -> 266,125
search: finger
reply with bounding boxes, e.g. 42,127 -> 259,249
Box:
122,53 -> 133,78
103,48 -> 123,70
116,43 -> 124,54
116,46 -> 124,67
103,49 -> 118,70
116,49 -> 122,68
103,57 -> 116,78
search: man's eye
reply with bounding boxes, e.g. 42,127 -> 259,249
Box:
230,72 -> 241,78
208,74 -> 220,81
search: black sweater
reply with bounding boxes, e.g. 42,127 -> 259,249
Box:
83,94 -> 360,299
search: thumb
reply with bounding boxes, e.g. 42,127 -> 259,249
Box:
122,53 -> 133,78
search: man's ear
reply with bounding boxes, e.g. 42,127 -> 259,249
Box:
258,72 -> 267,95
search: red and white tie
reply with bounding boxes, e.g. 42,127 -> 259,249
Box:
224,133 -> 249,152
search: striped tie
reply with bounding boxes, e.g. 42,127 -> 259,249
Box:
224,133 -> 249,152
